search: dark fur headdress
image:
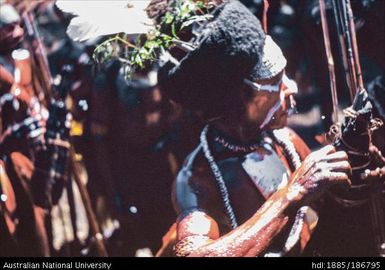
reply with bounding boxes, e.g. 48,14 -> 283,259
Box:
158,0 -> 268,114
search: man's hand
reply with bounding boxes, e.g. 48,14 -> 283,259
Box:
286,145 -> 352,201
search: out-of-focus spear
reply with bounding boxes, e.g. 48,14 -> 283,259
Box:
319,0 -> 339,124
345,0 -> 365,98
22,10 -> 53,106
335,0 -> 357,102
330,0 -> 353,102
263,0 -> 269,34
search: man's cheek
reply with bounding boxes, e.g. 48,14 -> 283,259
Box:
271,113 -> 287,128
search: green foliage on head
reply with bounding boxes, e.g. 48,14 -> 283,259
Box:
92,0 -> 215,79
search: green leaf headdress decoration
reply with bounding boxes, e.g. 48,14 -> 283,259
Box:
56,0 -> 221,78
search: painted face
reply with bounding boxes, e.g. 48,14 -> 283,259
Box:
243,71 -> 297,130
267,74 -> 298,129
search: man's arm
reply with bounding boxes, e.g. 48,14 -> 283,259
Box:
175,145 -> 351,257
175,197 -> 289,257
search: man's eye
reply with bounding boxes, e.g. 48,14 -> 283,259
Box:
3,25 -> 14,31
274,79 -> 283,86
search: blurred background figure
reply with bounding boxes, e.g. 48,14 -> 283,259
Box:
0,0 -> 52,256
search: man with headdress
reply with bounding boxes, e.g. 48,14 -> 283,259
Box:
155,0 -> 351,256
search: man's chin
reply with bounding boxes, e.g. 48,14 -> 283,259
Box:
0,37 -> 24,53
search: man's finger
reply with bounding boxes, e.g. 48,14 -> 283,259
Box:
317,144 -> 336,156
309,145 -> 336,162
328,161 -> 351,173
327,172 -> 351,185
323,151 -> 349,162
361,167 -> 385,180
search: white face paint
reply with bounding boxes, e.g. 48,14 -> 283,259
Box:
282,74 -> 298,95
244,74 -> 299,130
243,77 -> 282,93
259,90 -> 285,130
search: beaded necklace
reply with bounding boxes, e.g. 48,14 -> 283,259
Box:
200,125 -> 302,229
213,135 -> 264,153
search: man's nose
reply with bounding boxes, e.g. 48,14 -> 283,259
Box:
281,95 -> 289,110
12,24 -> 24,37
281,74 -> 298,95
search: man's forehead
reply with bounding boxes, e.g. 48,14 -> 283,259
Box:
257,71 -> 284,84
254,91 -> 280,100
